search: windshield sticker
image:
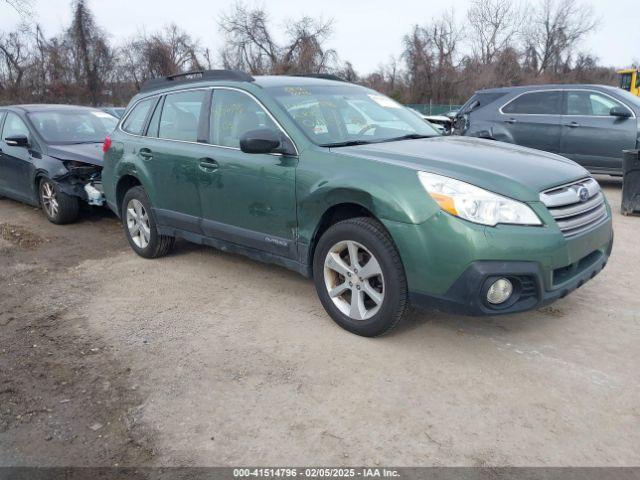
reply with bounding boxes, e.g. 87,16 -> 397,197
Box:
368,94 -> 401,109
285,87 -> 310,96
92,111 -> 115,119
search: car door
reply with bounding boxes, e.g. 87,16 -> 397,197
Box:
0,111 -> 6,193
498,90 -> 563,153
0,112 -> 35,202
136,89 -> 211,233
560,90 -> 637,172
198,88 -> 298,259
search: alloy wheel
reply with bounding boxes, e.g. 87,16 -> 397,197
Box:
323,240 -> 385,321
126,198 -> 151,249
41,181 -> 59,218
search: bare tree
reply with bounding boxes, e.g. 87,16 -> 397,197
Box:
3,0 -> 32,16
467,0 -> 525,64
279,17 -> 336,74
67,0 -> 113,105
0,0 -> 619,107
0,29 -> 29,100
120,24 -> 203,90
523,0 -> 599,75
218,3 -> 337,75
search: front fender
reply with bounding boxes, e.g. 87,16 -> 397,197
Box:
29,154 -> 68,202
296,150 -> 440,246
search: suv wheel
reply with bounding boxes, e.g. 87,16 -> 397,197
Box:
39,177 -> 79,224
313,217 -> 408,337
122,186 -> 174,258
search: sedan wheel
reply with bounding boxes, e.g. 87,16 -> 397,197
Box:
126,198 -> 151,249
38,177 -> 79,224
41,181 -> 59,218
323,240 -> 385,321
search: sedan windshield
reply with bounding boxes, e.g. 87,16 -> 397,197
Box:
266,84 -> 438,146
28,110 -> 118,144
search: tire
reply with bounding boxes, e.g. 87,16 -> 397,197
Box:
39,177 -> 80,224
121,186 -> 174,259
313,217 -> 408,337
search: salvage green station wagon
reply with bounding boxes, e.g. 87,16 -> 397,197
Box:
102,71 -> 613,336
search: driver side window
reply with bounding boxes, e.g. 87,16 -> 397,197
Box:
566,91 -> 626,116
2,112 -> 30,141
210,89 -> 277,148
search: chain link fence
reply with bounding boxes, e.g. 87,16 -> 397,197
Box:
406,103 -> 462,116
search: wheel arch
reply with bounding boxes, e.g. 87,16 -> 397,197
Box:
115,174 -> 142,218
307,201 -> 385,271
33,169 -> 49,204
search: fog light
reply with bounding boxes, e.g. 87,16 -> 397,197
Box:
486,278 -> 513,305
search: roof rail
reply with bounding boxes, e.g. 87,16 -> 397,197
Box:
140,70 -> 255,93
291,73 -> 346,82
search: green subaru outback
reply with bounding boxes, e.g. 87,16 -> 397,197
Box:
102,71 -> 613,337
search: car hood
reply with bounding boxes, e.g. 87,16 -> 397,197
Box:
333,136 -> 590,202
47,142 -> 104,166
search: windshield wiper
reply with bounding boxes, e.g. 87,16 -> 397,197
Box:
319,140 -> 375,148
378,133 -> 434,143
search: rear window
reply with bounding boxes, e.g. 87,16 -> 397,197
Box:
122,98 -> 154,135
459,92 -> 508,114
159,90 -> 208,142
502,91 -> 563,115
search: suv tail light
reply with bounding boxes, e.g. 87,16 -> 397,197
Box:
102,136 -> 112,153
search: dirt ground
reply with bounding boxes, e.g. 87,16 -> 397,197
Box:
0,177 -> 639,467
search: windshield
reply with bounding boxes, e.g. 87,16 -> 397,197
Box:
266,84 -> 438,146
619,73 -> 632,91
28,110 -> 118,144
612,87 -> 640,109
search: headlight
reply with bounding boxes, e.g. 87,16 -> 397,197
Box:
418,171 -> 542,226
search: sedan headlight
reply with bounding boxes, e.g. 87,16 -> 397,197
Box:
418,171 -> 541,226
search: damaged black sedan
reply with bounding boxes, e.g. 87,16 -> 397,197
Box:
0,105 -> 117,224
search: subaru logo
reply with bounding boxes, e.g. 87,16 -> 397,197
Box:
578,187 -> 590,202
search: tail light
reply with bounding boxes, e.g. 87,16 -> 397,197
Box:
102,136 -> 112,153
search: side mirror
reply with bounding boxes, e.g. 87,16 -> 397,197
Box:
4,134 -> 29,147
610,106 -> 631,118
240,128 -> 295,155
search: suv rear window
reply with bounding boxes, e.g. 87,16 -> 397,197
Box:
122,98 -> 154,135
502,91 -> 562,115
460,92 -> 508,114
159,90 -> 208,142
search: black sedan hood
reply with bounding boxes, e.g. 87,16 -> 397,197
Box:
47,142 -> 104,166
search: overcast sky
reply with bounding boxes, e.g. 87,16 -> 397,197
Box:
3,0 -> 639,73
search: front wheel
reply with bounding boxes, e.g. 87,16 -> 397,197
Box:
313,217 -> 408,337
39,177 -> 79,224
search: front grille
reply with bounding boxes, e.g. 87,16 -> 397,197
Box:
518,276 -> 538,300
540,178 -> 608,237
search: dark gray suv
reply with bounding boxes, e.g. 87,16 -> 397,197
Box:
453,85 -> 640,175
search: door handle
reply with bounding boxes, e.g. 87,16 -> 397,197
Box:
139,148 -> 153,160
564,121 -> 580,128
199,158 -> 219,172
504,118 -> 517,124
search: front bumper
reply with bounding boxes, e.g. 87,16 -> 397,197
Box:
383,201 -> 614,316
410,243 -> 611,315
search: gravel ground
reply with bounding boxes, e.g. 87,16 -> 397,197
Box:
0,177 -> 638,467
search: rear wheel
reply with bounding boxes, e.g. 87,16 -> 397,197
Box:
39,177 -> 80,224
121,186 -> 174,258
313,217 -> 408,337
